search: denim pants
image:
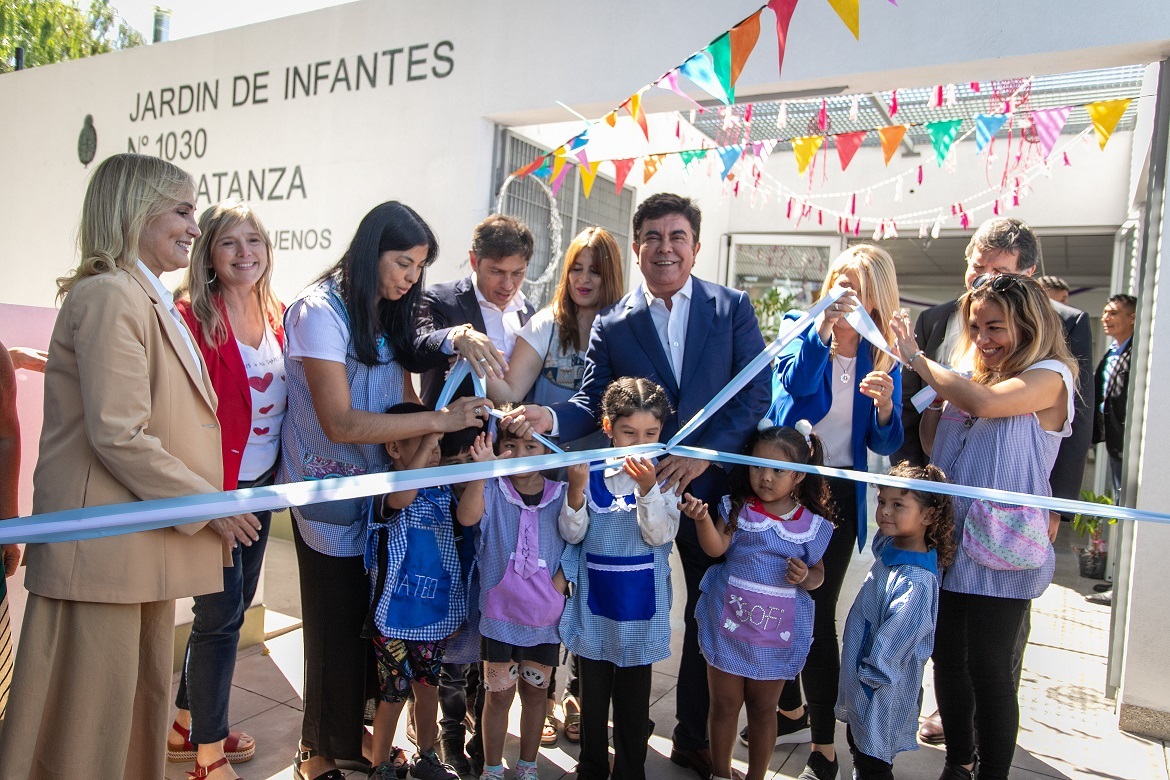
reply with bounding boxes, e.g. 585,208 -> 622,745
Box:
175,474 -> 273,745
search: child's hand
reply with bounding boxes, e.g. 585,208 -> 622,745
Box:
678,493 -> 712,523
469,432 -> 495,462
566,463 -> 589,491
785,556 -> 809,585
624,456 -> 657,495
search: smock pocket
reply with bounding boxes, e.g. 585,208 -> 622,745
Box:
719,576 -> 797,649
586,552 -> 655,622
382,526 -> 452,629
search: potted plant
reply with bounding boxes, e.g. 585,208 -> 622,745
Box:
1071,490 -> 1116,580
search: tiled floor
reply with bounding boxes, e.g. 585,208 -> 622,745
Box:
166,524 -> 1170,780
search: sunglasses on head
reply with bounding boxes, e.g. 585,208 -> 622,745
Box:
971,273 -> 1025,293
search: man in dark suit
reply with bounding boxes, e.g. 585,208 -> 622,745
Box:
415,214 -> 537,408
897,217 -> 1094,745
1094,294 -> 1135,499
520,193 -> 770,779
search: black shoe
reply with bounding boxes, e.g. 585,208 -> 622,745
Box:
796,751 -> 839,780
669,746 -> 713,780
466,735 -> 484,777
437,737 -> 472,776
937,760 -> 976,780
738,708 -> 811,747
409,750 -> 460,780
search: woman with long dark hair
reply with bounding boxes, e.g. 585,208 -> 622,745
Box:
281,201 -> 497,780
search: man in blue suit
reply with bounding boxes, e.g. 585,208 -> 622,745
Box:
522,193 -> 770,779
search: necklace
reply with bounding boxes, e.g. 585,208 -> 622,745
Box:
835,354 -> 857,384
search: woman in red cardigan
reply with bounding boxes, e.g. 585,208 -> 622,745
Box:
171,200 -> 287,779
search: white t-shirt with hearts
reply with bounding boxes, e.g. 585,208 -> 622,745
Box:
238,327 -> 288,481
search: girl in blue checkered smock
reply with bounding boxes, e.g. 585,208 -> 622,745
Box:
558,378 -> 679,780
836,462 -> 956,780
890,272 -> 1078,780
456,426 -> 569,780
689,423 -> 834,780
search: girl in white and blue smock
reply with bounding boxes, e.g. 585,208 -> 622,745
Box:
558,377 -> 679,780
835,462 -> 956,780
457,427 -> 570,780
689,422 -> 834,780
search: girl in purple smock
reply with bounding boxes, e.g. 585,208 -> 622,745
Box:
688,422 -> 835,780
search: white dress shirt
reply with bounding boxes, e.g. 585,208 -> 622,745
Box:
473,274 -> 528,360
643,276 -> 693,385
558,464 -> 681,547
137,260 -> 202,378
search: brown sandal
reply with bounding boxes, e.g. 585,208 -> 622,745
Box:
168,720 -> 256,763
188,756 -> 239,779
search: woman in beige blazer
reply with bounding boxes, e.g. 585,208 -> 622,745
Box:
0,153 -> 257,780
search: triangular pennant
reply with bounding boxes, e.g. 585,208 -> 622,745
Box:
718,145 -> 744,180
579,160 -> 601,199
657,70 -> 705,110
835,130 -> 866,171
729,10 -> 762,84
878,125 -> 907,165
766,0 -> 800,76
679,51 -> 730,105
1031,106 -> 1070,159
567,131 -> 589,151
604,111 -> 618,128
974,114 -> 1008,153
826,0 -> 859,39
680,149 -> 709,167
533,157 -> 552,180
791,136 -> 824,176
612,158 -> 636,194
551,147 -> 568,182
925,119 -> 964,166
1085,98 -> 1131,150
643,154 -> 666,184
550,160 -> 570,196
707,34 -> 735,105
625,92 -> 650,141
510,155 -> 545,179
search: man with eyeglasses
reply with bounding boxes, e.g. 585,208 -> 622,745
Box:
895,216 -> 1094,745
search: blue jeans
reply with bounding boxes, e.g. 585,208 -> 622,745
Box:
175,474 -> 273,745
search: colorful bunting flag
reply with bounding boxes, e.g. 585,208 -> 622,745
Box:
708,34 -> 735,104
680,149 -> 709,168
551,147 -> 568,182
657,70 -> 705,110
826,0 -> 860,38
510,156 -> 546,179
579,160 -> 601,198
643,154 -> 667,184
1030,106 -> 1070,159
718,145 -> 744,180
612,158 -> 636,194
567,131 -> 589,151
604,111 -> 617,128
878,125 -> 907,165
835,130 -> 866,171
974,114 -> 1008,153
889,89 -> 898,116
766,0 -> 800,76
1085,98 -> 1131,150
534,157 -> 552,180
925,119 -> 964,166
791,135 -> 824,176
729,10 -> 762,84
680,51 -> 730,105
550,161 -> 570,196
625,92 -> 650,141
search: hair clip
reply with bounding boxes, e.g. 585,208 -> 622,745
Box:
757,417 -> 772,432
794,419 -> 814,446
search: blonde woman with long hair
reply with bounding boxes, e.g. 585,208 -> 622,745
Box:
167,200 -> 288,778
0,154 -> 251,779
760,244 -> 904,780
890,273 -> 1075,780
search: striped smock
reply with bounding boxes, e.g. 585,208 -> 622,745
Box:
836,534 -> 939,764
696,497 -> 833,679
366,486 -> 467,642
930,359 -> 1073,600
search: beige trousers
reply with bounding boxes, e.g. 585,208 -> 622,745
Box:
0,593 -> 175,780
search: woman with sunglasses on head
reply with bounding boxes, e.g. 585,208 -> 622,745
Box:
889,273 -> 1076,780
762,245 -> 904,780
